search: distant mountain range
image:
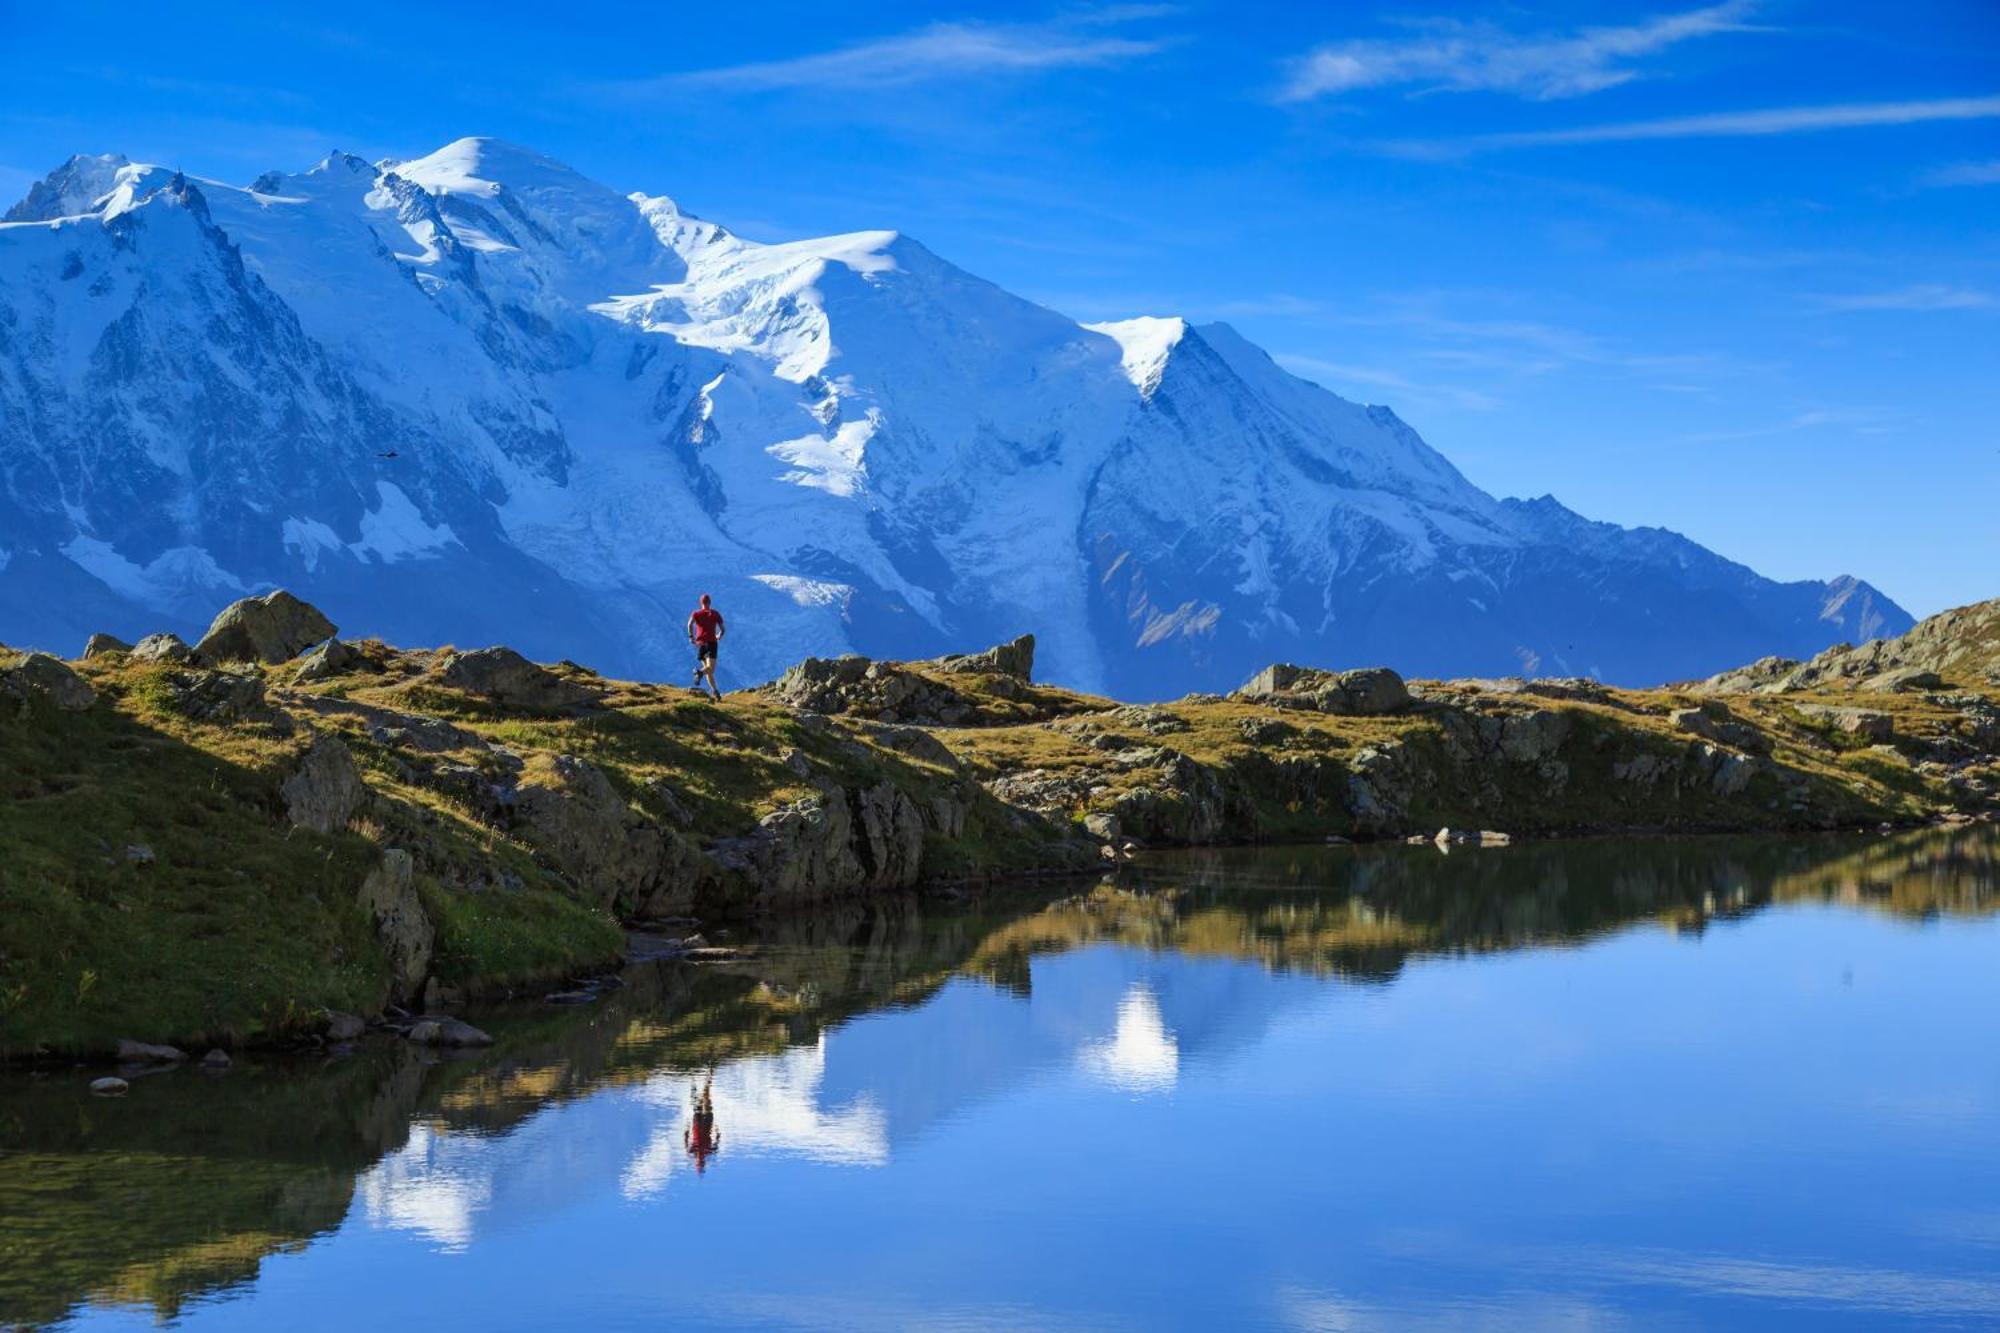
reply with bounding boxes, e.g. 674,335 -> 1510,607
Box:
0,138 -> 1909,694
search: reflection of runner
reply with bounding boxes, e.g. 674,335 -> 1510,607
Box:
684,1073 -> 721,1174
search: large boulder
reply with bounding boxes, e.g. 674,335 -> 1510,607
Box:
937,634 -> 1036,681
195,590 -> 336,665
356,848 -> 434,1006
1236,664 -> 1410,716
434,647 -> 596,712
1,653 -> 96,710
81,633 -> 131,660
281,737 -> 366,834
130,633 -> 193,664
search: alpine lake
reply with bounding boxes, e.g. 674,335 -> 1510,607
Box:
4,827 -> 1997,1331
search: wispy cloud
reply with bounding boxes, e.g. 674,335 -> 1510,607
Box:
1686,406 -> 1907,443
1921,158 -> 2000,188
1279,2 -> 1760,103
1277,353 -> 1502,411
1394,94 -> 2000,155
1817,284 -> 1993,312
612,13 -> 1173,95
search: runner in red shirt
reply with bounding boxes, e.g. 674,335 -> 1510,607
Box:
686,593 -> 726,701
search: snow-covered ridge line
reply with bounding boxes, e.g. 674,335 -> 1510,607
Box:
0,136 -> 1911,694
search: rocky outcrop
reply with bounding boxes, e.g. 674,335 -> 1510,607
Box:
433,646 -> 597,713
2,652 -> 97,710
936,633 -> 1035,681
163,669 -> 278,724
1235,664 -> 1410,715
292,637 -> 363,683
130,633 -> 193,664
510,754 -> 707,917
1699,598 -> 2000,694
1794,703 -> 1894,740
709,777 -> 963,907
356,849 -> 434,1007
1671,702 -> 1768,753
194,590 -> 336,665
81,633 -> 131,659
768,655 -> 981,723
281,737 -> 365,835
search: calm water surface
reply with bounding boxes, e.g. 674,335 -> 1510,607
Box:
4,830 -> 1997,1330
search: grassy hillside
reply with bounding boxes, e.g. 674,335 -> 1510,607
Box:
2,595 -> 1996,1057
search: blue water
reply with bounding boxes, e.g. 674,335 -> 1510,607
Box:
7,831 -> 1998,1330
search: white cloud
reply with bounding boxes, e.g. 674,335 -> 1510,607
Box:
1397,94 -> 2000,154
621,16 -> 1172,94
1922,158 -> 2000,188
1280,2 -> 1760,103
1817,284 -> 1993,312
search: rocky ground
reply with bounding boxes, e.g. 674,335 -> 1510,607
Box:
4,590 -> 1996,1058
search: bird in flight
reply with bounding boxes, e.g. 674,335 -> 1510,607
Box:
376,450 -> 399,459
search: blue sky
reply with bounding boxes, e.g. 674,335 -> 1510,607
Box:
2,1 -> 1994,617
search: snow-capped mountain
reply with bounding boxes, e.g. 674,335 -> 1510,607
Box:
0,138 -> 1908,694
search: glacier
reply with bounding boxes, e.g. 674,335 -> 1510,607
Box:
0,137 -> 1909,695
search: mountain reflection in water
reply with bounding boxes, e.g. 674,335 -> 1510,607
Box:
2,827 -> 1995,1331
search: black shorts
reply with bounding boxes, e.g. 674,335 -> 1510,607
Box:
697,643 -> 719,667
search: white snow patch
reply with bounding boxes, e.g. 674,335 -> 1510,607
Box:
749,574 -> 855,610
282,517 -> 343,572
350,483 -> 460,563
1084,316 -> 1187,395
60,536 -> 246,603
765,415 -> 876,497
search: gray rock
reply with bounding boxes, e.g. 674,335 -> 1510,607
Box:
124,843 -> 155,865
710,778 -> 928,905
357,849 -> 434,1007
1670,703 -> 1767,753
164,669 -> 274,724
281,736 -> 366,834
200,1048 -> 231,1068
434,646 -> 597,712
1,652 -> 96,710
1239,717 -> 1293,745
937,633 -> 1036,681
864,723 -> 962,769
195,590 -> 336,664
1867,667 -> 1943,693
780,747 -> 814,778
406,1017 -> 493,1047
82,633 -> 131,659
643,776 -> 696,826
1083,812 -> 1122,840
512,754 -> 709,917
115,1039 -> 185,1062
1795,703 -> 1894,741
1237,664 -> 1410,716
89,1076 -> 130,1096
129,633 -> 193,664
292,637 -> 363,683
324,1010 -> 366,1042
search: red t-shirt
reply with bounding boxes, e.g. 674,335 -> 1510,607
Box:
690,607 -> 724,646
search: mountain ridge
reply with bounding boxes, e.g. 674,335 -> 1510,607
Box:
0,136 -> 1911,694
